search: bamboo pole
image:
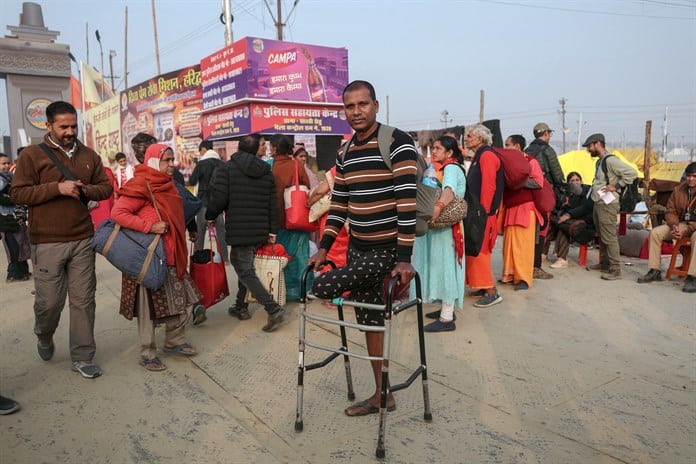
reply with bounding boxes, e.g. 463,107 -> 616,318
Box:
644,120 -> 655,227
151,0 -> 161,75
479,90 -> 484,123
124,6 -> 128,89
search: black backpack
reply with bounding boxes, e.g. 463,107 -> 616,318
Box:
601,155 -> 641,213
462,188 -> 488,257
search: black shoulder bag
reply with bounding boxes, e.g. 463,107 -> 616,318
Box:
38,143 -> 97,209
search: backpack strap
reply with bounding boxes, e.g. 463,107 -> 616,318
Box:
340,123 -> 397,169
600,154 -> 615,186
377,124 -> 396,169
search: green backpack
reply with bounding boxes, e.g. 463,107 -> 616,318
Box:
341,124 -> 438,236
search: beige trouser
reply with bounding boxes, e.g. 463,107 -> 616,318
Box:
136,286 -> 190,360
32,239 -> 97,362
648,224 -> 696,276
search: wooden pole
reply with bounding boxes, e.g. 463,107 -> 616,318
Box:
151,0 -> 161,75
643,120 -> 655,227
85,22 -> 89,65
479,90 -> 484,123
124,6 -> 128,89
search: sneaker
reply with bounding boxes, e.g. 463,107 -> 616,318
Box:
600,270 -> 621,281
192,304 -> 207,326
474,293 -> 503,308
0,395 -> 20,415
550,258 -> 568,269
683,275 -> 696,293
262,308 -> 286,332
637,269 -> 662,284
514,281 -> 529,291
425,310 -> 456,321
71,361 -> 102,379
533,267 -> 554,279
37,339 -> 54,361
466,289 -> 486,297
423,320 -> 456,332
228,305 -> 251,320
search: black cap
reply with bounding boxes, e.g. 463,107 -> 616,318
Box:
582,133 -> 605,147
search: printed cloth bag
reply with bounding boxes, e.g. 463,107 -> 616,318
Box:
245,244 -> 290,307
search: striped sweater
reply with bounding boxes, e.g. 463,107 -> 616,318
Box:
319,125 -> 417,263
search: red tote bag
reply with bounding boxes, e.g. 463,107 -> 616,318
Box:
283,160 -> 319,232
189,226 -> 229,308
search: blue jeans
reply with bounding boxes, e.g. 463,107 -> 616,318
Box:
229,245 -> 282,314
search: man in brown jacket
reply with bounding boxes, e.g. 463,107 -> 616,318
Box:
637,162 -> 696,292
11,101 -> 113,378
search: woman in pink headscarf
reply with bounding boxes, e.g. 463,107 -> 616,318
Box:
112,144 -> 203,371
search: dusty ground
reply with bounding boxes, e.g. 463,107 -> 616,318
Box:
0,242 -> 694,464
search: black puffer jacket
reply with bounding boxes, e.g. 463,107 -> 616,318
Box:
206,151 -> 278,247
525,139 -> 565,189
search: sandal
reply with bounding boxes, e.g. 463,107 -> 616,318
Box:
344,399 -> 396,417
139,357 -> 167,371
163,343 -> 198,356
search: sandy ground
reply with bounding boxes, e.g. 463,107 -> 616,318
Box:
0,240 -> 694,464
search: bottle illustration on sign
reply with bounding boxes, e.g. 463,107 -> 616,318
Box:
301,48 -> 327,102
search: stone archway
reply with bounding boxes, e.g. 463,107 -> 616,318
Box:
0,2 -> 70,158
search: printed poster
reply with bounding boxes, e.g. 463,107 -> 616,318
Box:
83,94 -> 121,163
120,65 -> 202,175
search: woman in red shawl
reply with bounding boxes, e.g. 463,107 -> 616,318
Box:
112,144 -> 202,371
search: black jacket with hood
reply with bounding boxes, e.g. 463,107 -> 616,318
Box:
205,151 -> 278,247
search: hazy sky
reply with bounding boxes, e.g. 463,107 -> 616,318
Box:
2,0 -> 695,152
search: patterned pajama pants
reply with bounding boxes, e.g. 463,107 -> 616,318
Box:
311,245 -> 397,326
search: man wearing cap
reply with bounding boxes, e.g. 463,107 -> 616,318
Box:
584,133 -> 638,280
637,162 -> 696,292
525,122 -> 565,280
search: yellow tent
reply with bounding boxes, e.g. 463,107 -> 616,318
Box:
558,149 -> 641,184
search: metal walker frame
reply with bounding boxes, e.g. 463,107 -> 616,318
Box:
294,264 -> 432,459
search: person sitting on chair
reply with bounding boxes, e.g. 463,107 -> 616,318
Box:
637,161 -> 696,293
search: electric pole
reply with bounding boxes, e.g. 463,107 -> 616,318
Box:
264,0 -> 300,41
558,98 -> 567,153
440,109 -> 452,129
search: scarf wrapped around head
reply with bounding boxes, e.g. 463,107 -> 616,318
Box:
120,143 -> 188,279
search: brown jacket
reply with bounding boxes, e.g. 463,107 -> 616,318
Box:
665,181 -> 696,234
10,134 -> 113,243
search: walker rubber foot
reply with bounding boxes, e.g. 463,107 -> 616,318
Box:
424,412 -> 433,421
294,421 -> 303,432
376,449 -> 386,459
348,392 -> 356,401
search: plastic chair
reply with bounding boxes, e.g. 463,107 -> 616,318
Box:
295,264 -> 432,459
665,236 -> 692,280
